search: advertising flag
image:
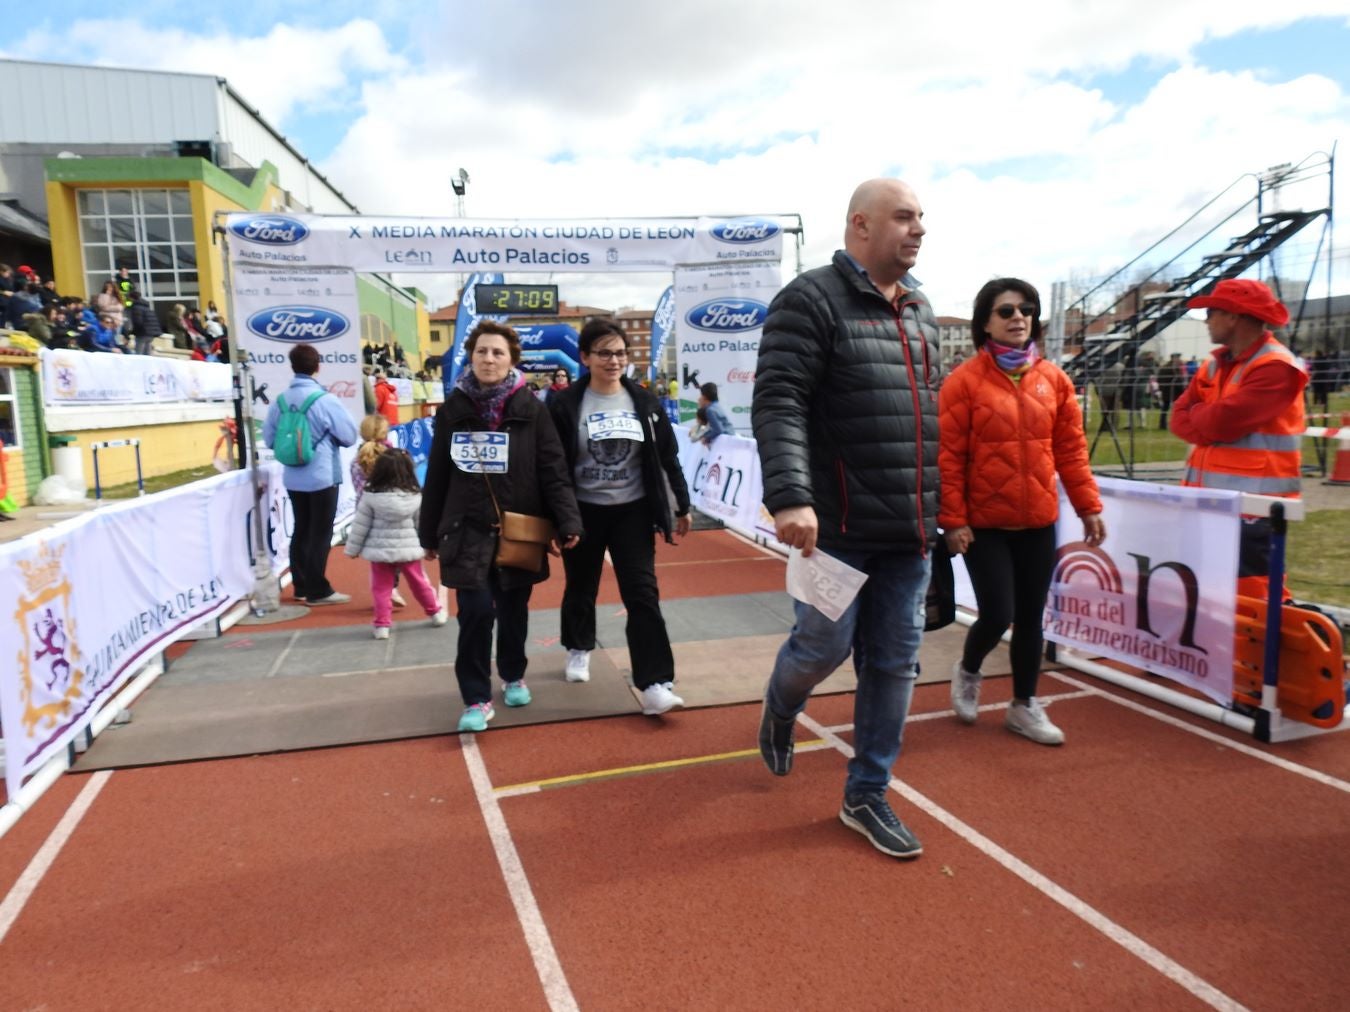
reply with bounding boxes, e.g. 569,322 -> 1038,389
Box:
448,272 -> 506,389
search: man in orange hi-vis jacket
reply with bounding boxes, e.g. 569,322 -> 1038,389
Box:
1171,278 -> 1307,601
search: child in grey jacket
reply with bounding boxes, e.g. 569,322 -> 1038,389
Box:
344,450 -> 447,639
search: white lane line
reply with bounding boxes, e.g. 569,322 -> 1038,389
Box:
1044,670 -> 1350,796
0,770 -> 112,944
821,689 -> 1094,734
265,629 -> 302,679
461,735 -> 578,1012
797,713 -> 1247,1012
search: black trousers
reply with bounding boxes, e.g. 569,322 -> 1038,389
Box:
454,568 -> 533,706
561,499 -> 674,690
960,525 -> 1057,701
288,486 -> 339,602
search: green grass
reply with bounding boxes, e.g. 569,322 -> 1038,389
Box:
1286,509 -> 1350,609
98,464 -> 224,499
1085,389 -> 1350,470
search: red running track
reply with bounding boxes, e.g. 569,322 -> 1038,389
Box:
3,534 -> 1350,1009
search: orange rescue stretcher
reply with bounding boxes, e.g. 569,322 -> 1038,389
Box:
1233,595 -> 1346,729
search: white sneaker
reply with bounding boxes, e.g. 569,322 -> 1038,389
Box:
373,626 -> 390,640
639,681 -> 685,716
565,649 -> 591,683
950,660 -> 981,724
430,609 -> 448,627
1005,699 -> 1065,746
391,589 -> 407,609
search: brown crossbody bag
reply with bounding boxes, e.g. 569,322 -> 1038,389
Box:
478,468 -> 555,573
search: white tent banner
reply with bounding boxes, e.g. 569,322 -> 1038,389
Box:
230,265 -> 365,428
673,262 -> 781,430
39,349 -> 231,404
224,214 -> 784,273
0,468 -> 277,798
1044,478 -> 1240,703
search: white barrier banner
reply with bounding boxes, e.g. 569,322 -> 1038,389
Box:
1045,478 -> 1240,703
673,262 -> 780,430
39,348 -> 231,404
0,468 -> 271,798
224,214 -> 784,273
684,432 -> 761,532
230,265 -> 365,429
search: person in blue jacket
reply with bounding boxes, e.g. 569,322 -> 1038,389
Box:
263,343 -> 360,606
698,382 -> 735,445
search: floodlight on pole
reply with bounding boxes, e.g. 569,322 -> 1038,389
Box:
451,167 -> 470,216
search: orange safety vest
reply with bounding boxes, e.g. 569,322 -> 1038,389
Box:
1181,334 -> 1305,499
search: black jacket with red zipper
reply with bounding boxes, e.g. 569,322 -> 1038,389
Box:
752,250 -> 940,554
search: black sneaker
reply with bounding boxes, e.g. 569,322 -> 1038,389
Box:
839,794 -> 923,859
758,693 -> 795,776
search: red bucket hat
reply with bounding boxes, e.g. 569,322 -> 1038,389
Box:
1187,278 -> 1289,327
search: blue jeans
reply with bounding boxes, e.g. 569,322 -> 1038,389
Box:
767,549 -> 931,797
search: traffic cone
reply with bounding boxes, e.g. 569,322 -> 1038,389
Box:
1325,412 -> 1350,486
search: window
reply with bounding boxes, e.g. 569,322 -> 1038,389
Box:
0,369 -> 19,450
78,188 -> 198,308
361,313 -> 393,347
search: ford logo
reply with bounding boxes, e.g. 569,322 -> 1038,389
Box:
710,218 -> 780,244
246,306 -> 349,342
685,299 -> 768,333
228,215 -> 310,246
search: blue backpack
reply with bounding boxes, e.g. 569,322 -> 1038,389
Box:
272,391 -> 325,466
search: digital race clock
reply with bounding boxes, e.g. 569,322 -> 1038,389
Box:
474,284 -> 560,314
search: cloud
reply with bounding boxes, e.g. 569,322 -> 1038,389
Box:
6,4 -> 1349,316
2,18 -> 402,128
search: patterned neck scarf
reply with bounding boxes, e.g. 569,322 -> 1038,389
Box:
456,367 -> 526,430
985,338 -> 1039,374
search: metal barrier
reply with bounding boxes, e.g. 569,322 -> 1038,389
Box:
91,438 -> 145,501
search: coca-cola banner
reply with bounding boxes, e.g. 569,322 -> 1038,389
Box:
230,265 -> 365,429
673,263 -> 782,431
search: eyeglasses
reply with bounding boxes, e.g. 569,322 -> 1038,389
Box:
590,349 -> 628,361
994,302 -> 1038,320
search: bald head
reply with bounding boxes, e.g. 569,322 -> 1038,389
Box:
846,178 -> 915,222
843,178 -> 925,289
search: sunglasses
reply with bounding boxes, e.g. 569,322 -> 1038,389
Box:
994,302 -> 1038,320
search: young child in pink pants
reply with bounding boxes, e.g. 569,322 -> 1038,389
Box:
343,450 -> 447,639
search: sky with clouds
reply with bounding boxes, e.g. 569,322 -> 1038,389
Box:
6,1 -> 1350,318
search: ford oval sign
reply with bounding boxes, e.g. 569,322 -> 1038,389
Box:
246,306 -> 350,342
710,218 -> 780,244
228,215 -> 310,246
684,299 -> 769,333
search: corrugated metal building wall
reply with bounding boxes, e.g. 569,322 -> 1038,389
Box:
0,59 -> 355,217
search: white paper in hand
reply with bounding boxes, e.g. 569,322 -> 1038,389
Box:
785,547 -> 868,623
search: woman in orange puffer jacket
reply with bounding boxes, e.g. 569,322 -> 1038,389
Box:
939,278 -> 1105,747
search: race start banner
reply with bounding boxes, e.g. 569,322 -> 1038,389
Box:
230,265 -> 365,429
223,214 -> 784,273
673,262 -> 782,429
1043,478 -> 1241,703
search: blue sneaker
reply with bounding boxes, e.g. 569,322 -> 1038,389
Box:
839,794 -> 923,859
457,701 -> 495,732
503,680 -> 532,707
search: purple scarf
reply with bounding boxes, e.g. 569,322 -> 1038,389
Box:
456,367 -> 526,430
985,338 -> 1039,374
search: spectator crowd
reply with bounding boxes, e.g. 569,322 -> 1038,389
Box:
0,263 -> 229,361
